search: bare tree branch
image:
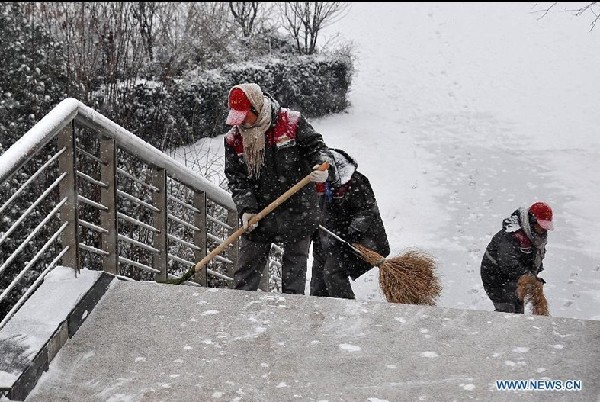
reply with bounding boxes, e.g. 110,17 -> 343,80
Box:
229,2 -> 259,38
278,2 -> 350,55
531,2 -> 558,21
532,2 -> 599,31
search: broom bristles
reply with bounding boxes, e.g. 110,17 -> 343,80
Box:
353,244 -> 442,306
516,274 -> 549,316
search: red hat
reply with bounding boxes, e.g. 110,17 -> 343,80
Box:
529,201 -> 554,231
226,88 -> 253,126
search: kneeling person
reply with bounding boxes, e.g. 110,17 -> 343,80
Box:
480,201 -> 553,313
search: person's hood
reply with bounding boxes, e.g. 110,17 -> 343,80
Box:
502,207 -> 546,244
329,148 -> 358,187
502,208 -> 524,233
265,92 -> 281,128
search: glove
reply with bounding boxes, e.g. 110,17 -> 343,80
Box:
309,164 -> 328,183
242,213 -> 258,232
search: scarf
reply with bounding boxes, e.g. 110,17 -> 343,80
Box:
233,83 -> 272,178
517,207 -> 548,271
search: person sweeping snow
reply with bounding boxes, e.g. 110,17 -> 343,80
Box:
223,83 -> 334,294
480,201 -> 553,314
311,148 -> 441,305
310,148 -> 390,299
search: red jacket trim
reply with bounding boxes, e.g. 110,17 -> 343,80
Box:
225,109 -> 299,155
513,230 -> 532,251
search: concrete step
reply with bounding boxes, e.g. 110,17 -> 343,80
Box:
0,267 -> 113,401
17,279 -> 600,401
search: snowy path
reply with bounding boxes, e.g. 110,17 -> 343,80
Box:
336,108 -> 600,321
311,3 -> 600,321
176,3 -> 600,321
412,111 -> 600,320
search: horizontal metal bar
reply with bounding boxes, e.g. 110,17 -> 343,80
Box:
75,146 -> 103,165
78,195 -> 109,211
118,234 -> 159,254
214,255 -> 234,264
0,222 -> 68,301
182,280 -> 202,287
0,147 -> 65,215
117,189 -> 160,213
168,253 -> 194,267
79,218 -> 109,234
79,242 -> 110,257
167,234 -> 201,251
117,168 -> 158,191
207,232 -> 226,243
167,194 -> 200,213
117,212 -> 158,233
0,246 -> 69,331
0,198 -> 66,276
118,256 -> 160,274
0,172 -> 67,247
207,214 -> 234,230
167,267 -> 233,283
206,268 -> 233,281
167,213 -> 200,232
76,170 -> 107,188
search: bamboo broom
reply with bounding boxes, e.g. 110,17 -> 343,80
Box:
516,273 -> 549,316
165,162 -> 330,285
319,225 -> 442,305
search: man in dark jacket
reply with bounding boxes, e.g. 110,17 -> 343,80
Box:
480,201 -> 554,313
311,149 -> 390,299
224,83 -> 333,294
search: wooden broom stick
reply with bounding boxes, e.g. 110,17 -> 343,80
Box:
167,162 -> 329,285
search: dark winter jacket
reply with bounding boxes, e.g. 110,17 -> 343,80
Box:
224,96 -> 332,243
480,207 -> 547,304
317,149 -> 390,279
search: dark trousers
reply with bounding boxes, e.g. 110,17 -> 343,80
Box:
310,233 -> 355,299
493,301 -> 525,314
485,282 -> 525,314
233,235 -> 311,294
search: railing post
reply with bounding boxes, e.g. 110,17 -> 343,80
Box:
57,123 -> 80,273
100,137 -> 118,274
226,210 -> 239,289
151,168 -> 168,282
193,191 -> 207,286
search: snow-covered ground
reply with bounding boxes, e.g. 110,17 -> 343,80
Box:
171,3 -> 600,321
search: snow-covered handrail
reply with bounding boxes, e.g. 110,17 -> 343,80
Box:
0,98 -> 235,209
0,98 -> 242,328
0,98 -> 78,184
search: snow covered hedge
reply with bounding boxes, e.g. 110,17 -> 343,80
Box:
95,53 -> 353,151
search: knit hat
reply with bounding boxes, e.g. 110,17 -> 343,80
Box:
226,83 -> 265,126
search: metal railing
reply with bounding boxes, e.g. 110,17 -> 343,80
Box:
0,98 -> 248,329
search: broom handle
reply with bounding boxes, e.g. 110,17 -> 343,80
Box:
192,161 -> 330,274
318,224 -> 361,254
